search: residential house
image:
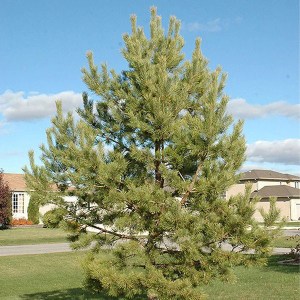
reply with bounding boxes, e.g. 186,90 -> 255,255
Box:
4,170 -> 300,222
3,173 -> 76,221
3,173 -> 30,220
226,170 -> 300,221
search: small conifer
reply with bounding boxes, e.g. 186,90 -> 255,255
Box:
24,8 -> 279,299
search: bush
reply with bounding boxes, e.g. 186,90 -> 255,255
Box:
289,231 -> 300,262
0,170 -> 12,229
27,196 -> 40,224
11,218 -> 33,226
42,207 -> 67,228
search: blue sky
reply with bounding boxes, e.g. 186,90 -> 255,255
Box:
0,0 -> 299,175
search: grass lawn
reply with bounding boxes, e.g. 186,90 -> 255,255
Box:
201,255 -> 299,299
0,227 -> 68,246
272,235 -> 300,248
0,252 -> 298,300
283,221 -> 300,227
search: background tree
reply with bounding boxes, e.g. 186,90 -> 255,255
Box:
27,194 -> 40,224
0,170 -> 12,229
24,8 -> 280,300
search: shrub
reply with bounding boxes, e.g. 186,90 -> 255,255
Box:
27,196 -> 40,224
289,231 -> 300,262
11,218 -> 33,226
42,207 -> 67,228
0,170 -> 12,229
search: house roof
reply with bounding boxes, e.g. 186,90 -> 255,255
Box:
2,173 -> 27,191
251,185 -> 300,199
240,169 -> 300,182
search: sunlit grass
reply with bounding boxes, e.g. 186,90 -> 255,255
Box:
0,252 -> 298,300
0,227 -> 68,246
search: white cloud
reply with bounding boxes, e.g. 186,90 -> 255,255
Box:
185,16 -> 242,33
0,90 -> 83,121
246,139 -> 300,165
0,151 -> 23,157
228,98 -> 300,120
186,19 -> 222,32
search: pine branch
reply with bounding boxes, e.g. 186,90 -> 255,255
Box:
87,224 -> 140,241
180,163 -> 202,206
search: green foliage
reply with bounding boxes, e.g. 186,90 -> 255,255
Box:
0,170 -> 11,229
42,207 -> 67,228
289,231 -> 300,261
24,7 -> 280,299
27,195 -> 40,224
259,197 -> 282,227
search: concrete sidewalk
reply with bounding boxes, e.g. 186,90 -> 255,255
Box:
0,242 -> 292,257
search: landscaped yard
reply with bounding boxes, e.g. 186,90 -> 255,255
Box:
0,252 -> 298,299
0,227 -> 68,246
0,227 -> 299,299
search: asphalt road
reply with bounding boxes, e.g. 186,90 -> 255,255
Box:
282,229 -> 300,236
0,243 -> 293,257
0,243 -> 71,256
0,229 -> 297,257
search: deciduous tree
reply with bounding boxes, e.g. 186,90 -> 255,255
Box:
0,170 -> 11,229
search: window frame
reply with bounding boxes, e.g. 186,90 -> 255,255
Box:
12,193 -> 25,214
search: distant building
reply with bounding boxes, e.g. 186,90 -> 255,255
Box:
3,173 -> 30,220
4,170 -> 300,222
3,173 -> 76,222
227,170 -> 300,221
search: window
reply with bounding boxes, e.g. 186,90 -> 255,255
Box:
13,193 -> 25,214
295,182 -> 299,189
220,191 -> 227,199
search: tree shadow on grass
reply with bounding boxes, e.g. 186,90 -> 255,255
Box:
264,255 -> 299,274
20,288 -> 104,300
20,288 -> 147,300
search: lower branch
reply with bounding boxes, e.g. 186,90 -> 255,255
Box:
87,223 -> 140,241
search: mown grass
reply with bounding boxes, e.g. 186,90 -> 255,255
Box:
272,235 -> 300,248
0,252 -> 298,300
283,221 -> 300,227
200,255 -> 299,299
0,227 -> 68,246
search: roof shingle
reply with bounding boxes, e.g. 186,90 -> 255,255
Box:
251,185 -> 300,199
240,169 -> 300,181
2,173 -> 27,191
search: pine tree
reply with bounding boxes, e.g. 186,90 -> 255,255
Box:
24,8 -> 279,299
0,170 -> 11,229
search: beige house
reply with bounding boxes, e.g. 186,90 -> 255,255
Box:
226,170 -> 300,221
3,173 -> 31,220
4,170 -> 300,222
3,173 -> 76,221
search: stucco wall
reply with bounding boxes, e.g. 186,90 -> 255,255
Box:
226,184 -> 246,199
256,180 -> 288,190
226,183 -> 257,199
253,198 -> 291,222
